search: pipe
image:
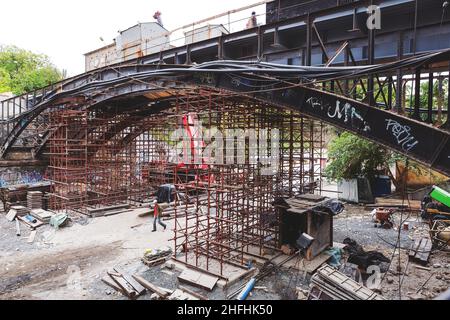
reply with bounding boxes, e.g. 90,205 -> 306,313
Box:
236,277 -> 257,300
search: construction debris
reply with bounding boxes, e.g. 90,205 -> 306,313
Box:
0,182 -> 51,211
371,208 -> 395,229
15,218 -> 21,236
27,191 -> 43,210
7,205 -> 29,221
86,204 -> 131,218
142,246 -> 172,267
409,237 -> 433,265
49,213 -> 68,229
103,268 -> 146,299
308,265 -> 385,300
18,215 -> 45,229
168,289 -> 199,300
30,209 -> 55,223
343,238 -> 390,272
429,219 -> 450,249
27,230 -> 37,243
178,269 -> 219,292
178,285 -> 208,300
132,274 -> 170,298
5,209 -> 17,222
373,198 -> 421,211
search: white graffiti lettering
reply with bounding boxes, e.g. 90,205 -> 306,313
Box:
306,97 -> 323,110
385,119 -> 419,151
307,98 -> 371,132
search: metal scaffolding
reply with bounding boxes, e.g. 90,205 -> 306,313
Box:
45,89 -> 325,277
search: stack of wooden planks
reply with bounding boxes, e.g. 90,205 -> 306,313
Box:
102,267 -> 170,299
371,198 -> 422,210
409,237 -> 432,265
308,265 -> 385,300
27,191 -> 43,210
0,182 -> 51,211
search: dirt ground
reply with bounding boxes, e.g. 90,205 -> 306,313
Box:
334,205 -> 450,300
0,204 -> 449,300
0,208 -> 172,300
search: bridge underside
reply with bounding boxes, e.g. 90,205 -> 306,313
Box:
2,52 -> 450,275
42,88 -> 325,275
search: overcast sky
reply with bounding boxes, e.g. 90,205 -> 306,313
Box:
0,0 -> 264,76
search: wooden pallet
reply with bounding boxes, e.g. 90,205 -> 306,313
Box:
409,237 -> 432,265
309,265 -> 385,300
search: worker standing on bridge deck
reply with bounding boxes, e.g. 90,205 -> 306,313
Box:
246,12 -> 258,29
153,11 -> 163,27
152,200 -> 167,232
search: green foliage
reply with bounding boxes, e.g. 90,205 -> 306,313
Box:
0,45 -> 62,95
0,68 -> 11,92
324,132 -> 393,181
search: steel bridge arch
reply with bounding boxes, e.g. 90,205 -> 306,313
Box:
1,56 -> 450,176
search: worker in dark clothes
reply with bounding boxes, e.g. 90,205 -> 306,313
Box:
152,200 -> 167,232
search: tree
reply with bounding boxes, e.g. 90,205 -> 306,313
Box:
0,45 -> 62,95
325,132 -> 390,180
324,132 -> 432,190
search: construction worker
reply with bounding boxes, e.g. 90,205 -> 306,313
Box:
246,12 -> 258,29
152,200 -> 167,232
153,11 -> 163,27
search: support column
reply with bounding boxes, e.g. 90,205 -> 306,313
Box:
427,72 -> 434,124
257,27 -> 264,61
413,67 -> 422,120
306,15 -> 312,66
395,32 -> 404,114
367,25 -> 375,106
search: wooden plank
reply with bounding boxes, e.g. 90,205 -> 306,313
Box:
108,272 -> 137,298
179,285 -> 208,300
114,267 -> 146,295
418,238 -> 432,263
287,207 -> 308,214
178,269 -> 219,291
296,194 -> 326,202
409,237 -> 432,265
102,276 -> 125,295
168,289 -> 198,300
17,216 -> 45,229
412,265 -> 431,271
315,265 -> 385,300
87,203 -> 130,213
132,275 -> 169,298
142,256 -> 168,267
409,239 -> 421,258
27,230 -> 37,243
375,198 -> 421,210
6,209 -> 17,222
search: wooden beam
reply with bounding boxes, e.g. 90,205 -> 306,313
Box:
132,275 -> 169,298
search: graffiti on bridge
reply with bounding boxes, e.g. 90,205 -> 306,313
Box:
385,119 -> 419,152
306,97 -> 371,132
0,169 -> 44,187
